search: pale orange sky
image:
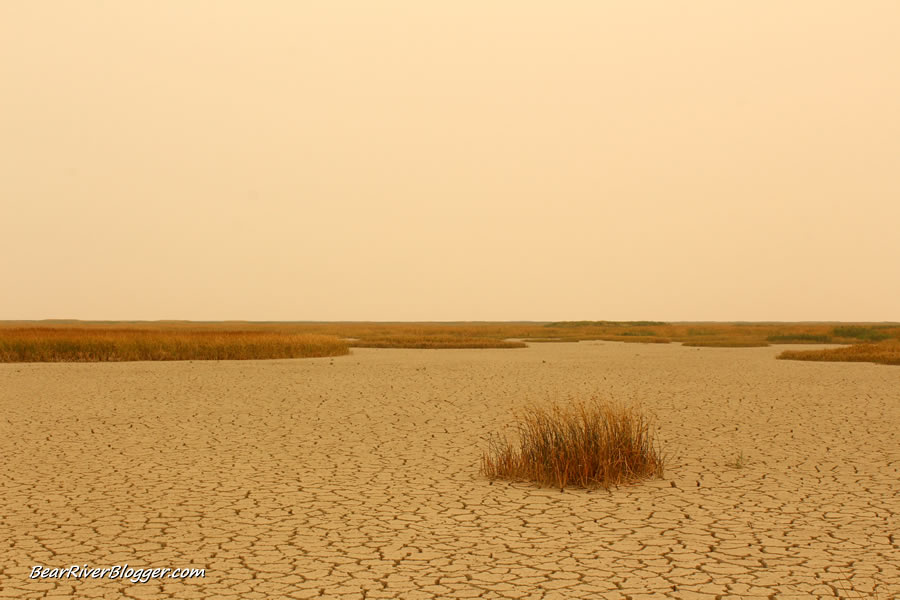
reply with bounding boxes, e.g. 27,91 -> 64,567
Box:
2,2 -> 898,322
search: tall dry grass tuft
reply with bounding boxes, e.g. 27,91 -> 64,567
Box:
0,328 -> 349,362
481,399 -> 665,490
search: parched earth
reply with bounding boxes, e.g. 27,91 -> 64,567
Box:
1,342 -> 898,599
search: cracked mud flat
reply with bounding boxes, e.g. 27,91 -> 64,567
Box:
1,342 -> 898,600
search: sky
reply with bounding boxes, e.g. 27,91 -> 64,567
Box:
2,1 -> 899,322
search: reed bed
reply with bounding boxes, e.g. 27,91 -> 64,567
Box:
777,341 -> 900,366
481,399 -> 665,490
0,328 -> 349,362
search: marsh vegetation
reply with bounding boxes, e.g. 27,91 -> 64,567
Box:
1,321 -> 898,364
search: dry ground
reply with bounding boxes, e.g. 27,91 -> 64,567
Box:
1,342 -> 898,599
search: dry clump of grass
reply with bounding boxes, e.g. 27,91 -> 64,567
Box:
0,328 -> 349,362
777,340 -> 900,366
481,399 -> 665,490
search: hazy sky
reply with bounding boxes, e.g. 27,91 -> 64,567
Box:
2,2 -> 898,322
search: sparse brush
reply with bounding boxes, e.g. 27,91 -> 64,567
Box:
480,399 -> 665,490
725,451 -> 747,469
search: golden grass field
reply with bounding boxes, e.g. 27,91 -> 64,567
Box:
1,320 -> 899,365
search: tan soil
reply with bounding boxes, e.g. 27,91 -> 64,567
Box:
1,342 -> 898,599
